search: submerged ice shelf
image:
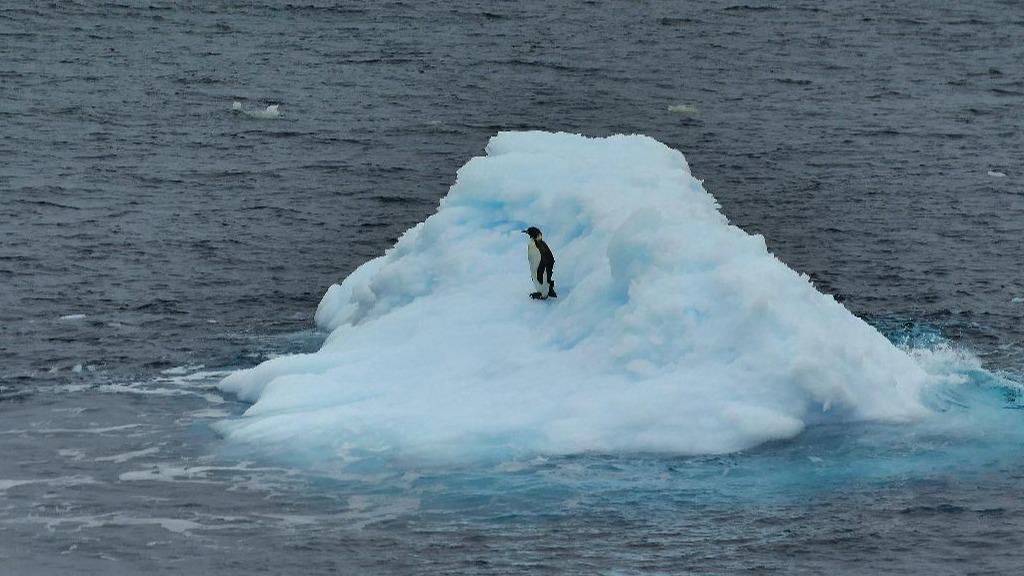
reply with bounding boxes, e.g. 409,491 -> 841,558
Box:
218,131 -> 936,460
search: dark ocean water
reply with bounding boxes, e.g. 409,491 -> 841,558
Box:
2,1 -> 1023,574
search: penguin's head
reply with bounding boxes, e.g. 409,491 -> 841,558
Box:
522,226 -> 542,239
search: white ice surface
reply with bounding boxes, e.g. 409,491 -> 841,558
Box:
219,131 -> 933,460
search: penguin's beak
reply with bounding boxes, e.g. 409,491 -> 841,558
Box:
521,229 -> 528,234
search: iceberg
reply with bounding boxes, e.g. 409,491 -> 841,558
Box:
218,131 -> 931,460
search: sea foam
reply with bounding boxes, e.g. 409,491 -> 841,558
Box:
218,131 -> 932,460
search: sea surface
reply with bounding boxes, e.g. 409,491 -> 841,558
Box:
2,1 -> 1023,574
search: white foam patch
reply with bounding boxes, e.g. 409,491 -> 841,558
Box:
0,475 -> 99,492
341,495 -> 420,530
1,424 -> 142,436
57,448 -> 88,461
987,170 -> 1007,178
48,383 -> 92,393
51,407 -> 89,415
218,131 -> 934,460
161,369 -> 233,387
189,408 -> 233,419
99,384 -> 195,397
161,364 -> 206,376
255,513 -> 322,527
0,479 -> 34,491
9,514 -> 203,535
118,465 -> 221,484
95,447 -> 161,463
119,462 -> 293,483
97,369 -> 230,400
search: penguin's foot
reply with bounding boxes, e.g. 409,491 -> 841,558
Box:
530,292 -> 544,300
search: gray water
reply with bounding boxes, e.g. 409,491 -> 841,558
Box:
2,1 -> 1023,574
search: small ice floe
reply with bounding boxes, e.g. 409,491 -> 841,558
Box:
667,103 -> 699,114
988,170 -> 1007,178
232,100 -> 281,119
59,314 -> 86,321
1012,296 -> 1024,304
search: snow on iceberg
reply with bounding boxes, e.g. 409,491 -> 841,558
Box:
218,131 -> 931,460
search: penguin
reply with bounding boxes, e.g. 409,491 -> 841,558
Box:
522,226 -> 557,300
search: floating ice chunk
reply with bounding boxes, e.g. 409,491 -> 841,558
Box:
1012,297 -> 1024,304
231,101 -> 281,119
667,103 -> 699,114
254,104 -> 281,118
59,314 -> 86,321
219,131 -> 934,461
988,170 -> 1007,177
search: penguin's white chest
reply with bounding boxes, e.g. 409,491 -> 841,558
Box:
527,240 -> 541,273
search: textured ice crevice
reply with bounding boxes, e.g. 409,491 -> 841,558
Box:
218,131 -> 934,459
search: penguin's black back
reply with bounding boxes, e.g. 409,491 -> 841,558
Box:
535,238 -> 555,266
